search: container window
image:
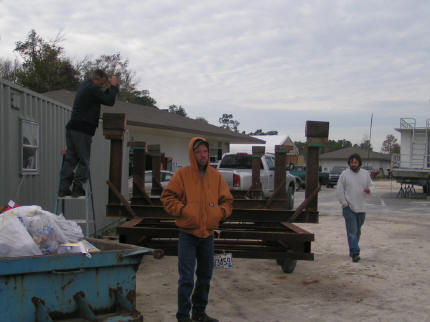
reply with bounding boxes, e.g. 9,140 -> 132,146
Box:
21,119 -> 39,175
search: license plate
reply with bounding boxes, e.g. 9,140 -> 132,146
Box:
214,253 -> 233,269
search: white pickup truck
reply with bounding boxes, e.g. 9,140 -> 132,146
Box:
217,152 -> 296,209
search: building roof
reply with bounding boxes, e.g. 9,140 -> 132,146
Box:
320,147 -> 391,161
43,89 -> 264,144
229,134 -> 299,154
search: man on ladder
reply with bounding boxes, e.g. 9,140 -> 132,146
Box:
59,69 -> 119,197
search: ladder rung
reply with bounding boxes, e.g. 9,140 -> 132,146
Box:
72,219 -> 95,224
57,196 -> 87,200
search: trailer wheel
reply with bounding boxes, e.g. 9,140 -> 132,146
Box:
281,258 -> 297,274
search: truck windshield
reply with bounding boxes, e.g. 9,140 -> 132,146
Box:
219,154 -> 263,169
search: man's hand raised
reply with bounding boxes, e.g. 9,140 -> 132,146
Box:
109,76 -> 119,87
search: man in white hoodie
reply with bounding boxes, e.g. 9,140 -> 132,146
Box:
336,153 -> 375,262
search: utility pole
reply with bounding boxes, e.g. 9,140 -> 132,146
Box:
367,113 -> 373,167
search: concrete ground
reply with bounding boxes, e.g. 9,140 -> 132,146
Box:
135,180 -> 430,322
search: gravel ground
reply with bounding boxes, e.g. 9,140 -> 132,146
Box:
135,180 -> 430,322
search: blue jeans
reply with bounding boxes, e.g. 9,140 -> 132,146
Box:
177,232 -> 214,321
60,129 -> 92,190
342,206 -> 366,257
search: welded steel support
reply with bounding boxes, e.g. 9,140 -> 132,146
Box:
128,141 -> 146,199
103,113 -> 127,216
149,144 -> 163,195
305,121 -> 329,212
249,146 -> 265,198
273,145 -> 293,199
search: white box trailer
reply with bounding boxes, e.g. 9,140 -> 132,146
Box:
392,118 -> 430,194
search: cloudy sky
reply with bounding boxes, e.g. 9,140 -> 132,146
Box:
1,0 -> 429,150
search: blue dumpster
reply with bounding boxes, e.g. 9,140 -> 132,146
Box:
0,238 -> 156,321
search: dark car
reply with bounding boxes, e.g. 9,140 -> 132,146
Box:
327,166 -> 347,188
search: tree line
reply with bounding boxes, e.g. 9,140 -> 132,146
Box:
1,30 -> 400,154
0,29 -> 156,106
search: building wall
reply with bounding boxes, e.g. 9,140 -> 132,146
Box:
128,126 -> 229,170
0,79 -> 117,235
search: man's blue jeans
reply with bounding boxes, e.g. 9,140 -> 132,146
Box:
342,206 -> 366,257
177,232 -> 214,321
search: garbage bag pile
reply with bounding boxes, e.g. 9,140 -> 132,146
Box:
0,203 -> 98,258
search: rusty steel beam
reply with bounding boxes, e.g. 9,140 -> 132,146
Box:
148,144 -> 163,196
103,113 -> 127,209
117,237 -> 313,260
117,225 -> 314,241
288,186 -> 320,223
305,121 -> 329,212
128,141 -> 146,199
107,203 -> 318,223
131,174 -> 153,205
128,197 -> 292,209
247,146 -> 264,199
106,180 -> 137,218
272,145 -> 291,199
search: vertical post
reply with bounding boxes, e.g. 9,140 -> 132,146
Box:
273,145 -> 291,199
148,144 -> 162,195
305,121 -> 329,212
274,145 -> 287,198
128,141 -> 146,199
250,146 -> 265,199
103,113 -> 127,216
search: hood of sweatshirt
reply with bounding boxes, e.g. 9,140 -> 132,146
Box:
188,136 -> 209,171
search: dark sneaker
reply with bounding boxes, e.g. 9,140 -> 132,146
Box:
192,313 -> 219,322
72,183 -> 86,197
58,188 -> 72,197
352,254 -> 360,263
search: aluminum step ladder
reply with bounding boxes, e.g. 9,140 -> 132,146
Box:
55,150 -> 97,237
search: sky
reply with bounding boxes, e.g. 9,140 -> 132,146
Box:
1,0 -> 429,151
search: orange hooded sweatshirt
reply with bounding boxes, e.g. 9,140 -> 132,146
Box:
160,137 -> 233,238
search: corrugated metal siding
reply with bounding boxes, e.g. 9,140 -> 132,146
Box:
0,78 -> 117,235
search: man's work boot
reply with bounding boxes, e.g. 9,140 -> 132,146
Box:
352,254 -> 360,263
72,182 -> 86,197
58,188 -> 72,197
192,313 -> 219,322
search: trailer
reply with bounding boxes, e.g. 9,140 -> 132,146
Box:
102,114 -> 329,273
392,118 -> 430,198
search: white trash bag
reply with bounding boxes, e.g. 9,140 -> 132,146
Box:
19,211 -> 68,255
50,212 -> 84,243
0,211 -> 42,257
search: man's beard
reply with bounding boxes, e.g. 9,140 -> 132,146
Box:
350,165 -> 360,173
197,160 -> 208,170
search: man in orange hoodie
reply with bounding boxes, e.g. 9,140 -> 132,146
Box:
161,137 -> 233,322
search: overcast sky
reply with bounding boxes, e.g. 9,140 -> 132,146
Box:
1,0 -> 429,150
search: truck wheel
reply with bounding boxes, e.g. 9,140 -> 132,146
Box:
287,185 -> 294,210
281,257 -> 297,273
